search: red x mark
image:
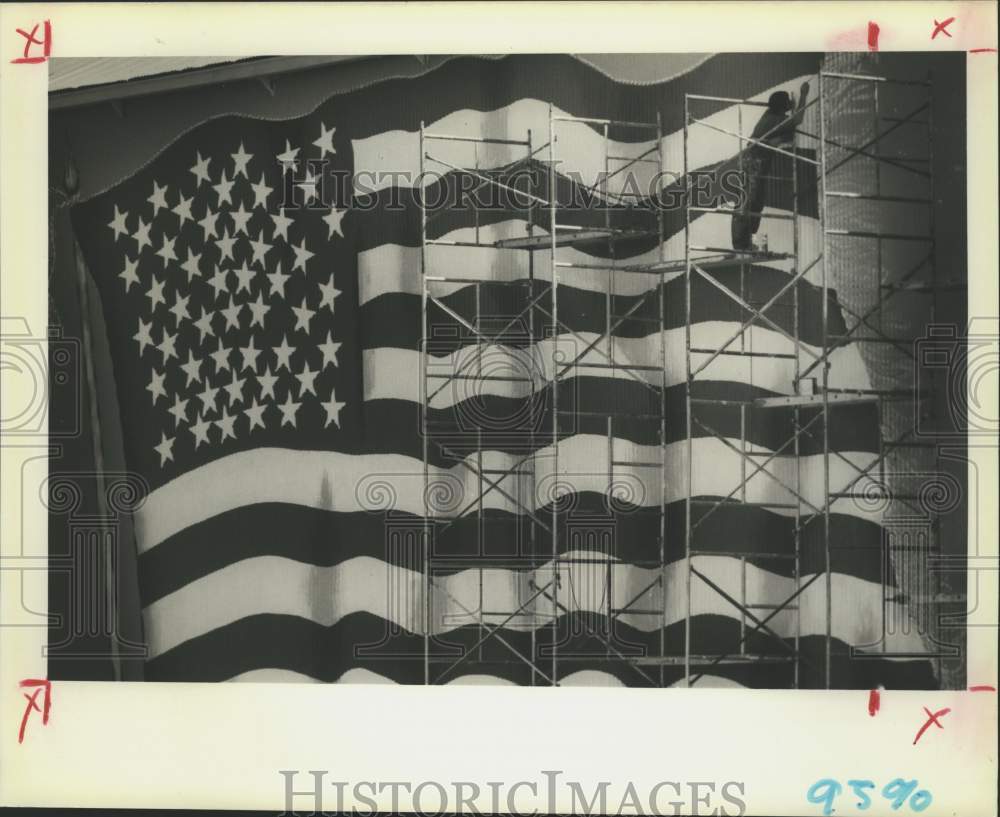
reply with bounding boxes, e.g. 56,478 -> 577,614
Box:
912,705 -> 950,745
17,679 -> 51,744
11,20 -> 52,64
932,17 -> 955,39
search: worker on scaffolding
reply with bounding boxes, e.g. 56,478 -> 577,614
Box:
731,81 -> 810,252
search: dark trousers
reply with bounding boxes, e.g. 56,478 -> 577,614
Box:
731,155 -> 768,251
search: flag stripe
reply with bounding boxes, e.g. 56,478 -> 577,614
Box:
364,264 -> 842,353
351,68 -> 818,194
137,500 -> 889,605
363,381 -> 881,461
230,667 -> 750,687
358,218 -> 817,305
134,438 -> 886,554
362,326 -> 872,408
144,613 -> 934,688
142,553 -> 921,659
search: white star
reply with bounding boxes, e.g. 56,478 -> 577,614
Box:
238,338 -> 262,373
248,230 -> 272,268
193,306 -> 216,343
313,122 -> 337,157
158,327 -> 178,362
246,291 -> 269,328
148,181 -> 169,215
291,298 -> 315,334
215,226 -> 238,262
270,208 -> 293,243
189,413 -> 213,449
134,317 -> 154,355
168,291 -> 190,326
278,393 -> 301,428
190,151 -> 211,186
223,375 -> 247,407
195,383 -> 221,416
318,331 -> 342,369
179,350 -> 204,387
322,388 -> 346,428
147,276 -> 166,311
173,193 -> 194,225
220,299 -> 244,333
108,205 -> 129,240
120,254 -> 140,292
213,170 -> 235,207
179,248 -> 202,283
256,365 -> 278,400
155,234 -> 177,265
250,173 -> 273,209
167,394 -> 189,428
243,399 -> 268,432
154,432 -> 175,466
147,367 -> 167,403
197,205 -> 220,241
134,216 -> 153,252
266,262 -> 290,300
272,334 -> 295,371
230,202 -> 253,236
208,265 -> 230,300
291,237 -> 314,273
233,262 -> 255,295
317,274 -> 341,312
297,167 -> 319,205
277,139 -> 300,173
295,362 -> 319,397
322,207 -> 347,239
210,344 -> 232,374
214,408 -> 237,441
231,141 -> 253,178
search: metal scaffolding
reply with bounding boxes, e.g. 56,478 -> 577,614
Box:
416,65 -> 952,687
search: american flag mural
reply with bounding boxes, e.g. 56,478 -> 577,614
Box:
70,53 -> 937,687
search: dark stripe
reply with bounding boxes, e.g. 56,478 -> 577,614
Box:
339,53 -> 822,144
364,264 -> 846,351
139,498 -> 887,604
363,380 -> 879,459
355,151 -> 818,254
145,612 -> 936,689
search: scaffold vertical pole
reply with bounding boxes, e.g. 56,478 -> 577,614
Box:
682,94 -> 693,687
657,109 -> 668,686
549,103 -> 559,686
526,127 -> 538,685
419,119 -> 431,685
791,135 -> 802,689
818,72 -> 833,690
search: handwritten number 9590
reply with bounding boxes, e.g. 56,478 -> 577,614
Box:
807,778 -> 933,814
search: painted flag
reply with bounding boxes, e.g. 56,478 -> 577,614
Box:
71,53 -> 936,687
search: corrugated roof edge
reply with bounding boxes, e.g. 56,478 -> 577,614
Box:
49,55 -> 373,110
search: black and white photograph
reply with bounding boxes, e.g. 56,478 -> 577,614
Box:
1,3 -> 997,815
45,49 -> 970,690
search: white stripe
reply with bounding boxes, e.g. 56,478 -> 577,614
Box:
360,214 -> 816,306
143,553 -> 926,659
228,667 -> 653,686
135,437 -> 885,553
352,74 -> 815,195
363,323 -> 872,408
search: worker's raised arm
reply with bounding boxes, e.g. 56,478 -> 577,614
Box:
788,80 -> 811,128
